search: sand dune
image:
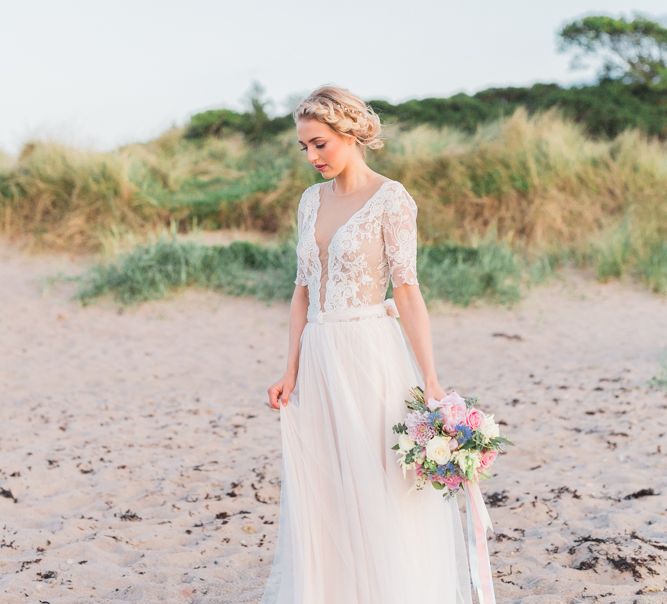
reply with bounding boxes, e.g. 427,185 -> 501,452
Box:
1,239 -> 666,603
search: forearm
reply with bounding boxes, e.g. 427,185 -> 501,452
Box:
285,286 -> 309,377
392,285 -> 440,385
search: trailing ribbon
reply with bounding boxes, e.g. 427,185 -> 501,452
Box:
463,479 -> 496,604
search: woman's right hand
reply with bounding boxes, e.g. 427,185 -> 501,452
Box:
267,371 -> 297,410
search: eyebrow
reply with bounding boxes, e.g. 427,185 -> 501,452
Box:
297,136 -> 324,145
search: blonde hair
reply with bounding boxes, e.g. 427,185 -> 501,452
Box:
292,85 -> 385,156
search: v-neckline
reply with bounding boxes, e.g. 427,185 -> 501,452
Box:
312,179 -> 393,259
311,178 -> 394,313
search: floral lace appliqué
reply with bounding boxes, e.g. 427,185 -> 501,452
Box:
294,180 -> 419,321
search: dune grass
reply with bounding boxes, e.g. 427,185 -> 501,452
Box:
2,106 -> 666,301
68,234 -> 556,308
73,237 -> 298,306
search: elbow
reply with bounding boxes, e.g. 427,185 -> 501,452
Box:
392,281 -> 420,300
391,282 -> 422,311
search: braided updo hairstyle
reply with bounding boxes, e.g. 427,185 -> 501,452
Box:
292,85 -> 385,157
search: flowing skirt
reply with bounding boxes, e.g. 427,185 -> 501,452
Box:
261,302 -> 474,604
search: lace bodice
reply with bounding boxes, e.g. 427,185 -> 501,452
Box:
294,179 -> 419,322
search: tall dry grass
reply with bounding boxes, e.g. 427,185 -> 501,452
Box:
389,107 -> 666,257
0,141 -> 168,253
1,107 -> 665,291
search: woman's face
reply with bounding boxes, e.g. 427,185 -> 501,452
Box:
296,118 -> 356,178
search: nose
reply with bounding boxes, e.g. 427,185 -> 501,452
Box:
306,148 -> 320,164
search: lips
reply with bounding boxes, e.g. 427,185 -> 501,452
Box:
315,164 -> 327,170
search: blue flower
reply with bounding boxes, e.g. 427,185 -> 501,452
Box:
427,411 -> 441,426
454,423 -> 472,444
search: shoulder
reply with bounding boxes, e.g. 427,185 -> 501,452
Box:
297,183 -> 319,214
299,182 -> 321,205
383,180 -> 418,215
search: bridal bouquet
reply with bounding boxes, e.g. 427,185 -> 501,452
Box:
391,386 -> 511,604
391,386 -> 512,499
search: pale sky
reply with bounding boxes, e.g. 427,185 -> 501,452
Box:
1,0 -> 665,156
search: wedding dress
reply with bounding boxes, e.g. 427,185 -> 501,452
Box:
261,179 -> 473,603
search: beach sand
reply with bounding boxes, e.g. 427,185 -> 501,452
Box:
1,238 -> 666,603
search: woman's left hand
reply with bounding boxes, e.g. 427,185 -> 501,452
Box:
424,381 -> 446,407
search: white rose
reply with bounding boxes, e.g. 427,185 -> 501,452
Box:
398,434 -> 416,451
479,414 -> 500,440
425,435 -> 452,465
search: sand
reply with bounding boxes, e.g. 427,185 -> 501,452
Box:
1,238 -> 666,603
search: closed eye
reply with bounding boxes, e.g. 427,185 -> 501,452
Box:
300,143 -> 326,151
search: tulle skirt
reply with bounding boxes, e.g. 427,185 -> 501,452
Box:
261,302 -> 473,604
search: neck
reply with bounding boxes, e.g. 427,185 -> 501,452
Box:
331,169 -> 378,196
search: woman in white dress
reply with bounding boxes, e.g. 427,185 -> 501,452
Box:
263,85 -> 474,603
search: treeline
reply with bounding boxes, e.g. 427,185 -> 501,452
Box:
186,79 -> 667,143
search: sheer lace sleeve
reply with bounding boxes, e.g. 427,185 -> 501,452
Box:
382,185 -> 419,288
294,191 -> 308,286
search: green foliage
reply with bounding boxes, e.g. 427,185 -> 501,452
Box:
463,396 -> 479,409
558,14 -> 667,89
460,431 -> 486,451
594,217 -> 635,280
636,240 -> 667,293
591,216 -> 667,293
185,108 -> 248,139
185,107 -> 292,143
487,435 -> 515,448
186,80 -> 667,143
417,241 -> 523,307
527,251 -> 570,285
67,236 -> 533,308
72,237 -> 299,306
185,81 -> 293,144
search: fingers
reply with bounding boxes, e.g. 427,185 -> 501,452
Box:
267,382 -> 294,410
267,384 -> 281,410
278,385 -> 289,407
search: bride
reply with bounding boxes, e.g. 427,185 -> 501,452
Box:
262,85 -> 475,603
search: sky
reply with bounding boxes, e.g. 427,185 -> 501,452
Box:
1,0 -> 665,156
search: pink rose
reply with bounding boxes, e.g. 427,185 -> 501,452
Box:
479,449 -> 498,470
442,402 -> 467,432
443,475 -> 463,490
464,408 -> 484,430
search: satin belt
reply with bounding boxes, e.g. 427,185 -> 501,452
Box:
307,298 -> 400,324
463,479 -> 497,604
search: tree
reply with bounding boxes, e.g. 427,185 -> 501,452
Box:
240,80 -> 274,144
557,13 -> 667,89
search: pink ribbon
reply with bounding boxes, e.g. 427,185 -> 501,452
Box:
463,479 -> 496,604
